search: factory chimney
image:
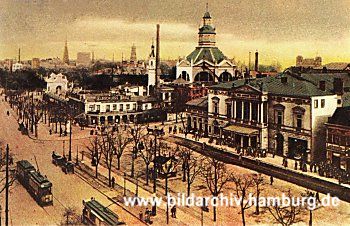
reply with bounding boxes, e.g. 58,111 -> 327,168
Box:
255,50 -> 259,72
18,48 -> 21,63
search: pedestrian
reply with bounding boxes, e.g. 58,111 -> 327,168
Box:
139,210 -> 143,221
111,177 -> 115,188
270,176 -> 274,185
49,129 -> 52,135
316,192 -> 320,202
171,205 -> 177,218
169,126 -> 172,134
294,161 -> 298,170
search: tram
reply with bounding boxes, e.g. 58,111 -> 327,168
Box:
16,160 -> 53,206
82,198 -> 125,225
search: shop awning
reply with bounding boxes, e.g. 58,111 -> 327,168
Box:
224,125 -> 259,135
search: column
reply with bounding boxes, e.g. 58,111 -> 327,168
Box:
260,102 -> 264,123
257,103 -> 260,123
249,102 -> 252,122
234,100 -> 237,119
241,102 -> 244,120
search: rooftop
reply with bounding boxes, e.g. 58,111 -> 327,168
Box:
84,199 -> 124,225
209,73 -> 349,97
328,106 -> 350,127
186,47 -> 226,64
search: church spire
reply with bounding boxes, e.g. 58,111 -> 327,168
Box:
63,37 -> 69,64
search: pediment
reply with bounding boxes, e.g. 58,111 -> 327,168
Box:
232,85 -> 261,94
218,59 -> 235,67
193,59 -> 215,67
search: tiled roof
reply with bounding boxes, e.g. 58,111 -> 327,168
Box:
322,62 -> 350,70
328,106 -> 350,127
186,47 -> 226,64
186,96 -> 208,108
210,74 -> 336,97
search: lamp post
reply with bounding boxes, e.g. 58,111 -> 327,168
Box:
164,155 -> 177,224
151,126 -> 164,193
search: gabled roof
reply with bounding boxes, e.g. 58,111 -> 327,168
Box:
328,106 -> 350,127
322,62 -> 350,70
186,47 -> 226,64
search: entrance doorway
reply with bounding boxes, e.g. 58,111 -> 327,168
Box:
276,133 -> 284,156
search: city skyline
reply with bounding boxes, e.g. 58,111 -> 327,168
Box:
1,0 -> 350,67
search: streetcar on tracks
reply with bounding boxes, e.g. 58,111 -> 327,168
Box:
16,160 -> 53,206
82,198 -> 125,225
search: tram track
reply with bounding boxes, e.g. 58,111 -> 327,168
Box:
165,136 -> 350,203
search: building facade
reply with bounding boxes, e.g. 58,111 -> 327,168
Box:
325,107 -> 350,172
186,73 -> 347,162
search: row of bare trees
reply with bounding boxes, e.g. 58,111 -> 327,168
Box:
85,124 -> 306,226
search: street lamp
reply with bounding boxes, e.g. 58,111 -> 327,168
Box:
164,155 -> 178,224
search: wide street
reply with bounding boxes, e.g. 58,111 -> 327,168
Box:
0,99 -> 142,225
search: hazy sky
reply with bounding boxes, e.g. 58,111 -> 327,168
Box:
1,0 -> 350,67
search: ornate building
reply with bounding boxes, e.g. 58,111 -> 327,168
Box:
176,8 -> 237,83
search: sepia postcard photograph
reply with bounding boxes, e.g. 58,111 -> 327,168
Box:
0,0 -> 350,225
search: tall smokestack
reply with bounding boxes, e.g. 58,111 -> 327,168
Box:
248,51 -> 251,71
156,24 -> 161,88
255,50 -> 259,72
18,48 -> 21,63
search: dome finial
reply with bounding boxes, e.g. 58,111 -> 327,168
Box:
206,2 -> 208,12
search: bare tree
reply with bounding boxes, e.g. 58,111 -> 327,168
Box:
128,123 -> 146,178
231,174 -> 255,226
100,131 -> 115,187
201,157 -> 232,222
61,207 -> 81,225
267,189 -> 302,226
138,135 -> 154,185
178,146 -> 202,197
114,131 -> 131,170
252,173 -> 266,215
86,136 -> 102,178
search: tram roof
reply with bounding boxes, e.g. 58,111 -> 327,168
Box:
17,160 -> 35,170
30,171 -> 52,188
84,199 -> 124,225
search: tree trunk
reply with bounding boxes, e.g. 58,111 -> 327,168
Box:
187,168 -> 191,197
241,206 -> 246,226
146,164 -> 149,185
256,190 -> 260,215
35,123 -> 38,138
117,156 -> 121,170
213,197 -> 217,222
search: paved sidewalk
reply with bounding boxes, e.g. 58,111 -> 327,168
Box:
174,133 -> 350,189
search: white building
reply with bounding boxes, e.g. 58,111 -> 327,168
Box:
12,62 -> 23,71
45,73 -> 69,96
147,43 -> 156,94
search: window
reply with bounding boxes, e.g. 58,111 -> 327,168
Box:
243,102 -> 250,120
236,101 -> 242,119
89,104 -> 95,112
314,100 -> 318,108
96,105 -> 100,112
106,105 -> 110,112
126,104 -> 130,110
214,102 -> 219,114
113,104 -> 117,111
296,114 -> 302,129
120,104 -> 124,111
133,103 -> 137,110
321,99 -> 325,108
226,103 -> 232,118
251,103 -> 258,121
276,111 -> 283,125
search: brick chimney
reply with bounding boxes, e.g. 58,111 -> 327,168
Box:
281,76 -> 287,84
333,77 -> 344,95
319,80 -> 326,91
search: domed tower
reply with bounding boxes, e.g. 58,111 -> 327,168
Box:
198,5 -> 216,47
